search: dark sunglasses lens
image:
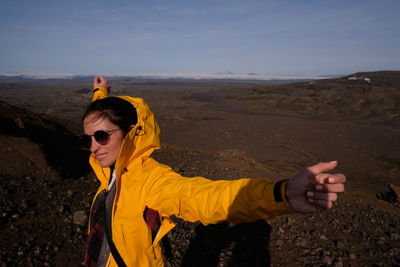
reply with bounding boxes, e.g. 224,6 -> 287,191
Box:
93,131 -> 110,145
80,135 -> 91,148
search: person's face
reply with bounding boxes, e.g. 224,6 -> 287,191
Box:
83,113 -> 125,168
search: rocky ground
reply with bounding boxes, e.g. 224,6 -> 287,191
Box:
1,73 -> 400,266
1,147 -> 399,266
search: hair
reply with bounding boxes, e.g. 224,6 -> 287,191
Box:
82,97 -> 138,136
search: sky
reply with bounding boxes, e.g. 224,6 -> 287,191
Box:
0,0 -> 399,76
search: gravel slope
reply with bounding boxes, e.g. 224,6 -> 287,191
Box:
1,145 -> 399,266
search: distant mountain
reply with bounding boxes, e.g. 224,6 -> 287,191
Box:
231,71 -> 400,122
0,74 -> 93,82
344,71 -> 400,88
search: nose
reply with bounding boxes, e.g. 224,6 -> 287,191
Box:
89,136 -> 101,153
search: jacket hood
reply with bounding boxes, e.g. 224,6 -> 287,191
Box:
116,96 -> 161,171
89,96 -> 161,181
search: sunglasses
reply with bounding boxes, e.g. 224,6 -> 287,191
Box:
80,128 -> 121,148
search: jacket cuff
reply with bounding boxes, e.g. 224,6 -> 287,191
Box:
92,87 -> 109,101
269,179 -> 296,215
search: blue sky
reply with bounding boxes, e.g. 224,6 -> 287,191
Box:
1,0 -> 399,76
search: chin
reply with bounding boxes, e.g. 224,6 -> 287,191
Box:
99,159 -> 114,168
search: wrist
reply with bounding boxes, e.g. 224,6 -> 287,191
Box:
284,178 -> 298,208
273,179 -> 289,203
92,87 -> 109,101
93,86 -> 108,92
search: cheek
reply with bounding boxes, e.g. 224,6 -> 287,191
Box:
109,136 -> 124,154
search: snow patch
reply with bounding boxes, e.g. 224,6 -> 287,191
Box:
348,76 -> 372,84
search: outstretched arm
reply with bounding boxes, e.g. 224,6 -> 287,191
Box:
286,161 -> 345,213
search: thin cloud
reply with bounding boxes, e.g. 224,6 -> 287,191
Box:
181,8 -> 197,15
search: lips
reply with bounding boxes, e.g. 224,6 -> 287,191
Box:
95,153 -> 107,161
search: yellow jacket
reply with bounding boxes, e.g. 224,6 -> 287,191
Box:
87,87 -> 294,266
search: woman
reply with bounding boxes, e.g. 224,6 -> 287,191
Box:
82,76 -> 346,267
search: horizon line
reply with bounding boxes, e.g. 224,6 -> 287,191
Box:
0,71 -> 342,81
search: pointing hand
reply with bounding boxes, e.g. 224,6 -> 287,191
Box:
286,161 -> 346,213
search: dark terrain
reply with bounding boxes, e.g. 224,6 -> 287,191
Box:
0,71 -> 399,266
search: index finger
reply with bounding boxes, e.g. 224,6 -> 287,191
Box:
328,173 -> 346,184
315,173 -> 346,184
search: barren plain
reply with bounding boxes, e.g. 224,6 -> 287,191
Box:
0,71 -> 399,266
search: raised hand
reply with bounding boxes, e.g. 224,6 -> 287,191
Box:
93,75 -> 110,91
